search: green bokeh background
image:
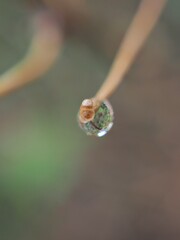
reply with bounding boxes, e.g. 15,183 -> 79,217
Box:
0,0 -> 179,239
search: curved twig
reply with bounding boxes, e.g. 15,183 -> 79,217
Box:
0,11 -> 63,97
95,0 -> 167,102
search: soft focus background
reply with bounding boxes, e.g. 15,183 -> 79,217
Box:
0,0 -> 180,239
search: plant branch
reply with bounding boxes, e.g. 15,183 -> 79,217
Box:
0,11 -> 63,97
95,0 -> 167,102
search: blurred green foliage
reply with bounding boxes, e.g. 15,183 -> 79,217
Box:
0,113 -> 82,201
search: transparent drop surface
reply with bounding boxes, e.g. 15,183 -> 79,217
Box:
78,100 -> 114,137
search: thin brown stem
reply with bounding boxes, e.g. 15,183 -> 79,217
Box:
95,0 -> 167,102
0,12 -> 63,97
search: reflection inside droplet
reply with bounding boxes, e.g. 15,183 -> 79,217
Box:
78,100 -> 114,137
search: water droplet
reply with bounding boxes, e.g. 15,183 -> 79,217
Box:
78,100 -> 114,137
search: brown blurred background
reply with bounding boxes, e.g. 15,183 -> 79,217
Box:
0,0 -> 180,239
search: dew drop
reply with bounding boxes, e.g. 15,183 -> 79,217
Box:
78,100 -> 114,137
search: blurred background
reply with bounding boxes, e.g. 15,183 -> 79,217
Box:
0,0 -> 180,239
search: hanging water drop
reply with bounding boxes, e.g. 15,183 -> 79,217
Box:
78,99 -> 114,137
